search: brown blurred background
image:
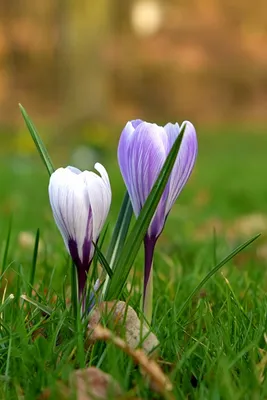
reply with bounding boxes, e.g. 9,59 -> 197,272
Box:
0,0 -> 267,132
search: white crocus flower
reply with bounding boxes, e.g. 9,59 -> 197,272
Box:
48,163 -> 111,299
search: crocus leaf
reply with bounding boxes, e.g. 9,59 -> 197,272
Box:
93,242 -> 113,278
92,223 -> 109,283
102,192 -> 133,297
19,104 -> 55,176
176,233 -> 260,318
106,192 -> 133,266
105,124 -> 186,300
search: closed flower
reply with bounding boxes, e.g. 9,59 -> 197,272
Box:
48,163 -> 111,300
118,120 -> 197,322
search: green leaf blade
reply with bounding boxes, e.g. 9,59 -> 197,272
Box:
19,104 -> 55,176
106,192 -> 133,267
177,233 -> 261,318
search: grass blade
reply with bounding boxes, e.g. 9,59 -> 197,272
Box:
1,218 -> 12,276
102,192 -> 132,296
20,294 -> 53,315
93,224 -> 109,271
28,229 -> 39,296
176,233 -> 260,318
19,104 -> 55,176
105,124 -> 186,300
0,294 -> 15,314
94,243 -> 113,278
106,192 -> 133,266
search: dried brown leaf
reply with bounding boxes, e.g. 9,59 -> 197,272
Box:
39,367 -> 122,400
70,367 -> 122,400
91,324 -> 174,400
88,301 -> 159,355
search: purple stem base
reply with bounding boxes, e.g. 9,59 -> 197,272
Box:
143,234 -> 156,308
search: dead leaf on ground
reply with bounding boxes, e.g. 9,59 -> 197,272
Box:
71,367 -> 122,400
88,301 -> 159,356
91,324 -> 174,399
39,367 -> 122,400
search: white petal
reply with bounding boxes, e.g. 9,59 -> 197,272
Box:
82,167 -> 111,246
48,164 -> 111,264
94,162 -> 110,188
66,166 -> 82,175
49,168 -> 74,249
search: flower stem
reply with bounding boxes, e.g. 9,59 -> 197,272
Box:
76,267 -> 89,314
77,267 -> 87,301
143,235 -> 156,324
71,263 -> 78,319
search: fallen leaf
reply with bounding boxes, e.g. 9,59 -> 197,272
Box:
91,324 -> 174,399
70,367 -> 122,400
39,367 -> 122,400
88,301 -> 159,355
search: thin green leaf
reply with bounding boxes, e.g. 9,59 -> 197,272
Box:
28,229 -> 39,296
102,192 -> 132,297
92,223 -> 109,282
221,271 -> 254,327
1,218 -> 12,276
20,294 -> 53,315
106,192 -> 133,266
5,336 -> 12,392
0,294 -> 15,314
19,104 -> 55,176
94,243 -> 113,278
105,125 -> 186,300
176,233 -> 260,318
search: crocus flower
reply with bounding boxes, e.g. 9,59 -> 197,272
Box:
48,163 -> 111,302
118,120 -> 197,322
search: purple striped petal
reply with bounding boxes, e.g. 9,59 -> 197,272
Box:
118,119 -> 197,239
165,121 -> 198,214
118,121 -> 168,220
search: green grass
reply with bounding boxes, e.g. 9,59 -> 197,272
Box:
0,125 -> 267,398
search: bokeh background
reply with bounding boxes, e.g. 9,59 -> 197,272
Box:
1,0 -> 267,126
0,0 -> 267,264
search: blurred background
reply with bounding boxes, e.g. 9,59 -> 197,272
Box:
0,0 -> 267,266
1,0 -> 267,128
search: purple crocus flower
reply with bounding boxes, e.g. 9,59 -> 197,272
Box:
118,120 -> 197,322
48,163 -> 111,302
